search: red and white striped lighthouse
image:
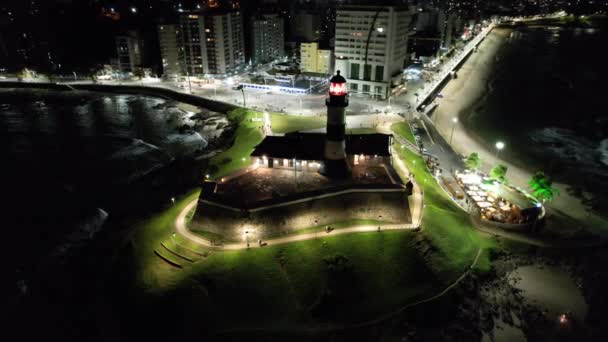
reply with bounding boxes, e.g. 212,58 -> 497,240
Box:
321,70 -> 350,177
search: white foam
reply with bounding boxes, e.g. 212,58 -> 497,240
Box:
599,139 -> 608,167
530,127 -> 608,177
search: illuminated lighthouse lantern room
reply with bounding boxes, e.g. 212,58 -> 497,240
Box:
329,76 -> 347,96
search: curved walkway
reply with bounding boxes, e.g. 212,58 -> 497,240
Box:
175,189 -> 423,251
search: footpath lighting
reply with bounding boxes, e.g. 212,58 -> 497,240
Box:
450,117 -> 458,145
495,141 -> 505,158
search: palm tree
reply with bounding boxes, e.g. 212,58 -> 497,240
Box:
465,152 -> 482,171
528,171 -> 559,203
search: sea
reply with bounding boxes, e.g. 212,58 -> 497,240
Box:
465,18 -> 608,212
0,88 -> 210,280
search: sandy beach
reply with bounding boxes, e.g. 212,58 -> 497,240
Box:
431,27 -> 608,236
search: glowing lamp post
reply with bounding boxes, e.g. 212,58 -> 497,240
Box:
495,141 -> 505,158
322,70 -> 350,177
450,117 -> 458,145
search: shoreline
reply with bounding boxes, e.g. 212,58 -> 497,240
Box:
432,27 -> 608,236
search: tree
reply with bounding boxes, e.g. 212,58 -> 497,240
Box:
132,68 -> 145,80
528,171 -> 559,203
489,164 -> 508,183
465,152 -> 482,171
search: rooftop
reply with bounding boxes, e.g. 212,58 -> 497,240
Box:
251,133 -> 392,160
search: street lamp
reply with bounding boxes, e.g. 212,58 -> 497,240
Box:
450,117 -> 458,145
495,141 -> 505,158
234,84 -> 246,106
299,96 -> 303,114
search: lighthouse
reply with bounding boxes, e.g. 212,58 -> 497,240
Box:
321,70 -> 350,178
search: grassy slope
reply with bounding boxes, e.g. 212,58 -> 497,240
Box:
129,189 -> 202,289
208,108 -> 264,178
391,122 -> 417,145
392,141 -> 495,277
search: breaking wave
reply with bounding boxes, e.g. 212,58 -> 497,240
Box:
529,127 -> 608,177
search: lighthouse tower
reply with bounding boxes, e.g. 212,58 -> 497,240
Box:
321,70 -> 350,178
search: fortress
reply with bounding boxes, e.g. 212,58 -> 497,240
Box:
191,72 -> 415,243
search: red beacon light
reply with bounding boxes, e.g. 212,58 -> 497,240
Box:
328,70 -> 347,96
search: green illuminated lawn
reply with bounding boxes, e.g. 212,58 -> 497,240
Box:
270,113 -> 325,133
122,193 -> 441,334
128,189 -> 202,287
391,135 -> 495,277
391,122 -> 417,145
207,108 -> 263,178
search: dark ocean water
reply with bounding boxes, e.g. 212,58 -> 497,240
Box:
466,19 -> 608,211
1,89 -> 209,276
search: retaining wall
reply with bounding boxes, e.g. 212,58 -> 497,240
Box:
0,81 -> 239,114
193,190 -> 412,241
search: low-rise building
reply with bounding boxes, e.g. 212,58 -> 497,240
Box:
300,42 -> 330,75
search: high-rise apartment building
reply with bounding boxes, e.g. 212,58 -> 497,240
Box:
178,11 -> 245,76
334,5 -> 413,99
250,13 -> 285,64
158,24 -> 180,77
300,42 -> 330,75
116,31 -> 143,73
289,11 -> 321,42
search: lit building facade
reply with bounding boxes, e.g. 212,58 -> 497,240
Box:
158,24 -> 180,77
115,31 -> 142,73
290,11 -> 321,42
334,6 -> 413,99
178,11 -> 245,76
250,13 -> 285,64
300,42 -> 330,75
